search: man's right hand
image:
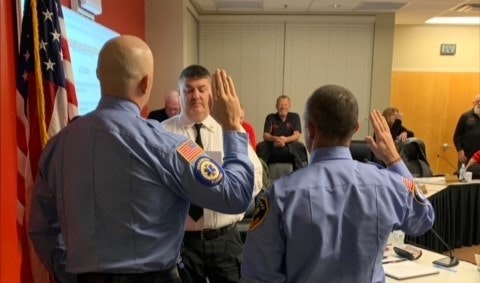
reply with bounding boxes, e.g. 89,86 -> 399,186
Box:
365,110 -> 401,166
458,150 -> 467,164
211,69 -> 242,132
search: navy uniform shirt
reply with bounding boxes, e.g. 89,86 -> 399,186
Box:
263,112 -> 302,137
28,96 -> 254,276
242,147 -> 434,283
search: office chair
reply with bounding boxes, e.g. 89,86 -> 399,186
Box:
398,138 -> 433,177
349,140 -> 373,163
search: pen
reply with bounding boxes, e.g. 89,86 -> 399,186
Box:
383,259 -> 408,264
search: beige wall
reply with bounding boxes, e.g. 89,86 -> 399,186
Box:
145,0 -> 198,111
370,14 -> 395,118
393,25 -> 480,72
145,4 -> 395,125
391,24 -> 480,174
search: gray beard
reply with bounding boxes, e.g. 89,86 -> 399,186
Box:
474,106 -> 480,115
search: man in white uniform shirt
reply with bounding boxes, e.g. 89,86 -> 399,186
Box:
161,64 -> 263,283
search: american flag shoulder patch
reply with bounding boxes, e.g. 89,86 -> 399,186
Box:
402,178 -> 415,192
177,140 -> 204,163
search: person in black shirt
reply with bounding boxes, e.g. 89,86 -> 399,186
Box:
148,90 -> 181,122
256,95 -> 307,170
453,94 -> 480,167
382,107 -> 414,141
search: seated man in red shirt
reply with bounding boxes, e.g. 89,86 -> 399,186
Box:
466,150 -> 480,179
240,105 -> 257,149
256,95 -> 308,170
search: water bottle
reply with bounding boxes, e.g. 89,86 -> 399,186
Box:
392,230 -> 405,247
459,163 -> 466,182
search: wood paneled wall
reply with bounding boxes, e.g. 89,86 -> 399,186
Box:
391,71 -> 480,175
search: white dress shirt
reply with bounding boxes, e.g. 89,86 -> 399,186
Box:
161,114 -> 263,231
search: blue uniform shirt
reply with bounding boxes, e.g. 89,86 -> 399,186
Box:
28,96 -> 254,276
242,147 -> 434,283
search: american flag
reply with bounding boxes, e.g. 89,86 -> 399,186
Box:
177,141 -> 204,163
16,0 -> 78,282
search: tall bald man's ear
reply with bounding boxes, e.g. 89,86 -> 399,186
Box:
139,74 -> 151,96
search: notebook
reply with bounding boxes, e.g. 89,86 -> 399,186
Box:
383,260 -> 439,280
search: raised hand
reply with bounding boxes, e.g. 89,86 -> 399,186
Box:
365,110 -> 401,166
211,69 -> 242,131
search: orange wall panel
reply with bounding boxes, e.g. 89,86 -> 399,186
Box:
391,71 -> 480,175
1,0 -> 21,282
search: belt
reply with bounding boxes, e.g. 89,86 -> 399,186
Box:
77,266 -> 180,283
184,223 -> 236,240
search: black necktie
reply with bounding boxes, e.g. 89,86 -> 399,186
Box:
194,123 -> 204,149
189,123 -> 204,221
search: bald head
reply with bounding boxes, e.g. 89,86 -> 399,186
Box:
164,90 -> 181,118
97,35 -> 154,108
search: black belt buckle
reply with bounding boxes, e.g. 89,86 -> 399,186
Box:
196,224 -> 233,240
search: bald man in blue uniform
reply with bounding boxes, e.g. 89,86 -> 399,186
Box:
28,35 -> 254,283
242,85 -> 435,283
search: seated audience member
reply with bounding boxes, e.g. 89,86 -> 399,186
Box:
466,150 -> 480,179
242,84 -> 435,283
241,105 -> 257,148
382,107 -> 414,141
256,95 -> 308,170
148,89 -> 181,122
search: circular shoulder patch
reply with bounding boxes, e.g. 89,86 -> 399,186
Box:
249,196 -> 269,231
413,185 -> 427,204
193,157 -> 224,186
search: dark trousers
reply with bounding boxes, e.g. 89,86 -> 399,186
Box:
179,224 -> 243,283
256,141 -> 308,170
77,267 -> 181,283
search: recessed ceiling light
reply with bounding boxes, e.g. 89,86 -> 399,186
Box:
329,4 -> 341,8
426,17 -> 480,25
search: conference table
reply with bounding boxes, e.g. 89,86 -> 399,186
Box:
405,178 -> 480,253
384,246 -> 479,282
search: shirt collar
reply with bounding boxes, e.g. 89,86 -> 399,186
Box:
178,114 -> 217,133
97,96 -> 141,115
309,147 -> 353,163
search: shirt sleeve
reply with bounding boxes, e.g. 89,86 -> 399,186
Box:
292,113 -> 302,133
473,150 -> 480,163
394,180 -> 435,236
163,132 -> 255,214
242,191 -> 287,283
28,140 -> 76,283
453,114 -> 467,151
263,114 -> 273,134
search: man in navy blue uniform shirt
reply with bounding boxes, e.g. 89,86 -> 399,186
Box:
28,35 -> 254,283
243,84 -> 435,283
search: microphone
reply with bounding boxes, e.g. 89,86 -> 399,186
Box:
430,228 -> 459,267
436,154 -> 458,174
